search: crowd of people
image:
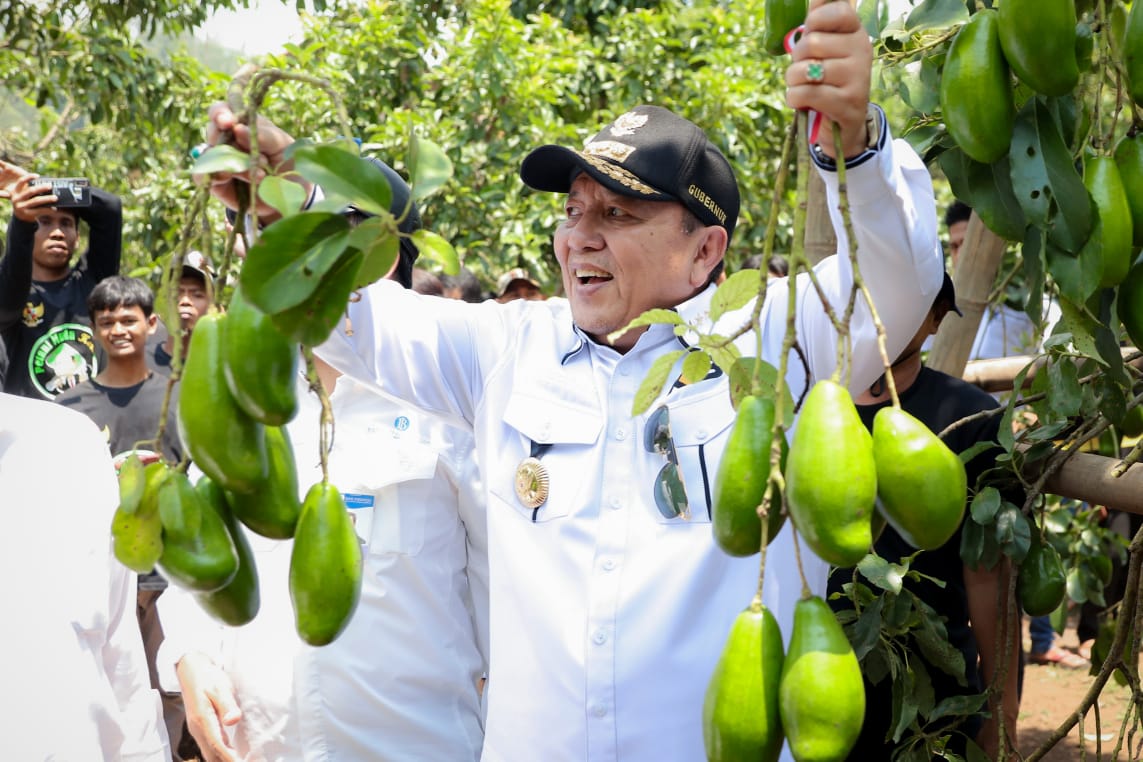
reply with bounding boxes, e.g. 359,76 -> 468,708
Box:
0,1 -> 1074,759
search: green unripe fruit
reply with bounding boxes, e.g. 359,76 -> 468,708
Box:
703,603 -> 785,762
779,596 -> 865,762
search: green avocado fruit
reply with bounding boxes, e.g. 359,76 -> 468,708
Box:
703,602 -> 785,762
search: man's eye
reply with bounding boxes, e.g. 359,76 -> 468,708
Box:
606,207 -> 625,218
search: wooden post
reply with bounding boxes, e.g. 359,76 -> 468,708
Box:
804,170 -> 835,266
928,211 -> 1008,378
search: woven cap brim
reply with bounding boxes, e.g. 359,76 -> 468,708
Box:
520,144 -> 674,202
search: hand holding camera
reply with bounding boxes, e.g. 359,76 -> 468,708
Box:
32,177 -> 92,208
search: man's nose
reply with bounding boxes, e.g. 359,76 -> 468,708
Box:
566,215 -> 604,251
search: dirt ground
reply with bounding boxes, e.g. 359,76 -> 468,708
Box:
1019,618 -> 1137,761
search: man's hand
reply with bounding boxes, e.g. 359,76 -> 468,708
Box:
176,651 -> 243,762
197,103 -> 313,225
10,178 -> 57,223
0,158 -> 30,200
785,0 -> 874,160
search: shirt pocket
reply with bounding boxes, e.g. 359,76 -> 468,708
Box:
328,438 -> 440,556
658,388 -> 737,524
490,393 -> 603,523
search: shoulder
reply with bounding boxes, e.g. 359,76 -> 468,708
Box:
2,392 -> 104,443
920,367 -> 998,414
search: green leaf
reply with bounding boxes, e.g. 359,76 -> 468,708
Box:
851,594 -> 885,660
969,487 -> 1001,523
410,229 -> 459,275
698,335 -> 741,380
905,0 -> 968,31
269,250 -> 364,348
957,440 -> 995,466
1008,98 -> 1093,253
292,143 -> 393,219
726,357 -> 793,423
349,220 -> 400,289
890,667 -> 920,743
241,213 -> 352,315
858,554 -> 905,595
1056,296 -> 1103,363
611,309 -> 685,342
994,502 -> 1023,545
959,514 -> 985,569
190,144 -> 249,175
928,693 -> 987,723
258,175 -> 306,221
1066,566 -> 1087,604
1046,229 -> 1102,305
407,134 -> 453,201
914,607 -> 966,681
964,738 -> 991,762
709,268 -> 760,322
938,148 -> 1026,242
631,349 -> 686,417
1046,358 -> 1082,418
680,350 -> 712,385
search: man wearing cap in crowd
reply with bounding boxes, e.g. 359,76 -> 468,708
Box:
198,1 -> 943,758
147,250 -> 213,374
495,266 -> 545,303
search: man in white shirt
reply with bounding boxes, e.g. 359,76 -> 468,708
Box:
159,163 -> 489,762
0,391 -> 169,760
199,2 -> 943,758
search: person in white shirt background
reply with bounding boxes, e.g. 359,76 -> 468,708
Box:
159,162 -> 489,762
0,391 -> 169,761
196,1 -> 944,759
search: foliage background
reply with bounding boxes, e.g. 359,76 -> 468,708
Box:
0,0 -> 820,296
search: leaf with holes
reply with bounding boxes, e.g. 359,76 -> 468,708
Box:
1009,99 -> 1093,253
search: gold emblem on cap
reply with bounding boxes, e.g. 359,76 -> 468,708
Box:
514,457 -> 550,509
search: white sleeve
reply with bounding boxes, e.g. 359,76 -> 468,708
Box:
154,582 -> 228,694
316,279 -> 530,428
794,122 -> 944,394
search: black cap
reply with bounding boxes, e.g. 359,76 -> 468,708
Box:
519,105 -> 740,241
343,157 -> 422,289
938,272 -> 963,316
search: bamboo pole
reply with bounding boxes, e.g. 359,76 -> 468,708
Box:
928,211 -> 1008,377
1020,447 -> 1143,515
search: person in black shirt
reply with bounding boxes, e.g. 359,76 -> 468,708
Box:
828,273 -> 1021,760
146,250 -> 213,375
0,167 -> 121,399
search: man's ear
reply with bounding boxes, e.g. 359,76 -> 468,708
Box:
146,313 -> 159,336
929,304 -> 953,335
691,225 -> 728,288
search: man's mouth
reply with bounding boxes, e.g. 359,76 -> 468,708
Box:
575,267 -> 613,286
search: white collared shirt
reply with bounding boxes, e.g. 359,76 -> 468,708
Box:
0,393 -> 169,761
159,374 -> 488,761
317,134 -> 943,761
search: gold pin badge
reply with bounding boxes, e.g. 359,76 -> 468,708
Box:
514,456 -> 550,509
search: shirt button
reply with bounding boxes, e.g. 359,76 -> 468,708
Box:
619,366 -> 630,376
592,629 -> 608,645
614,428 -> 627,440
609,496 -> 622,510
601,558 -> 616,571
696,429 -> 708,439
592,705 -> 608,718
